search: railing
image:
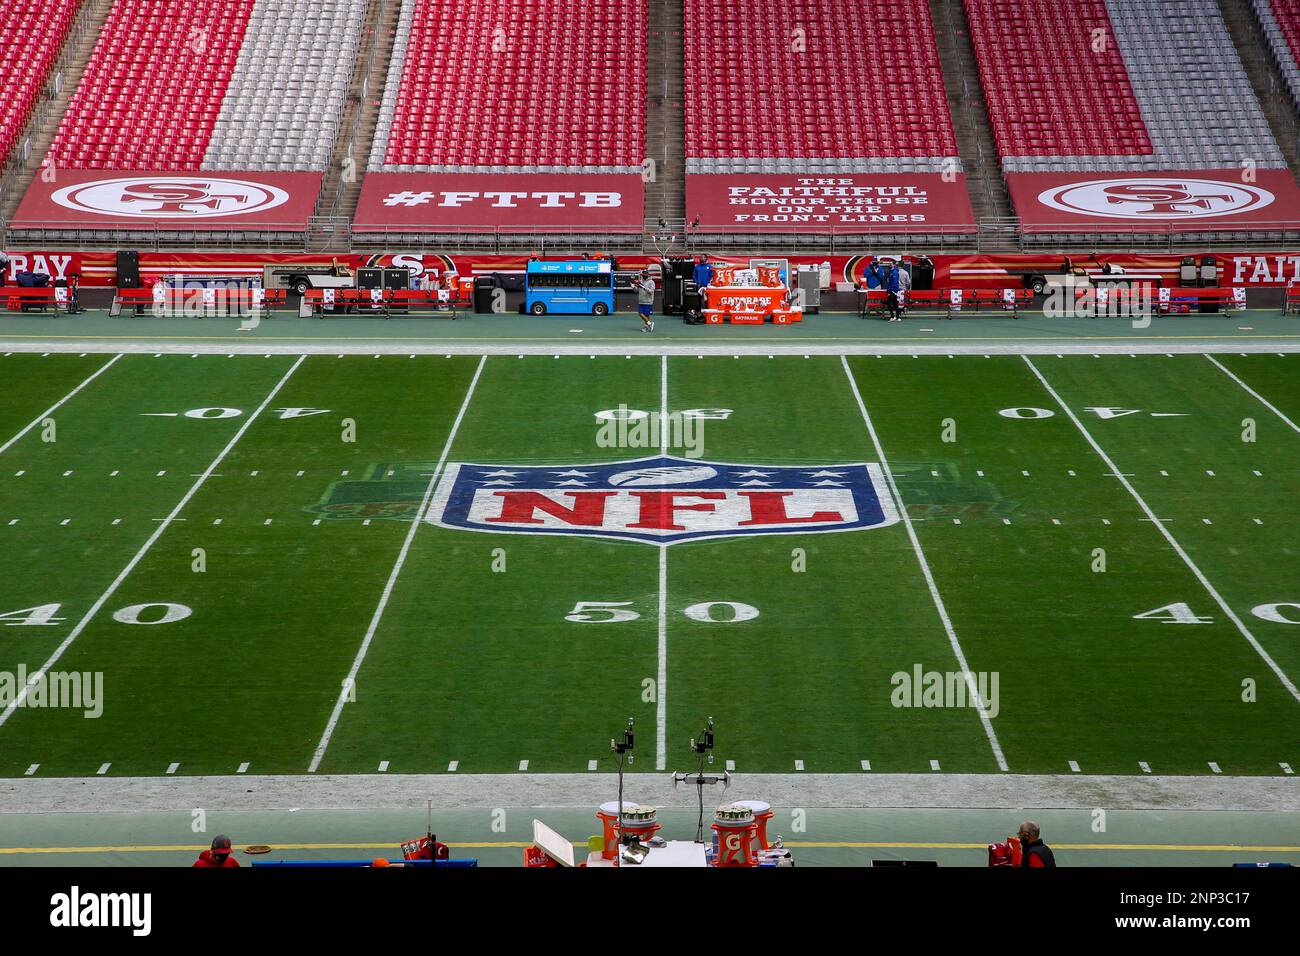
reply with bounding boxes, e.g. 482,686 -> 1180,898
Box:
319,0 -> 396,221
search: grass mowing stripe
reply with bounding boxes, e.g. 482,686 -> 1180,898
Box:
657,354 -> 669,771
1205,355 -> 1300,435
307,355 -> 488,773
1022,355 -> 1300,704
0,353 -> 122,457
840,356 -> 1009,772
0,354 -> 305,730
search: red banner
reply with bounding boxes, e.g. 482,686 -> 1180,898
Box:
13,250 -> 1300,289
686,173 -> 976,232
1007,169 -> 1300,232
353,173 -> 643,232
11,171 -> 323,230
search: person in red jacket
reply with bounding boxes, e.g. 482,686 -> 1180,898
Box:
193,834 -> 240,867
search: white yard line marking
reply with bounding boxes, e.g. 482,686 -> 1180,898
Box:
378,761 -> 389,773
0,356 -> 306,732
24,764 -> 38,776
166,763 -> 179,775
1068,760 -> 1081,773
657,354 -> 669,771
447,760 -> 459,772
841,356 -> 1009,771
725,760 -> 735,771
1206,355 -> 1300,435
1023,356 -> 1300,703
587,759 -> 598,771
1208,761 -> 1223,774
1139,761 -> 1152,773
518,760 -> 529,771
96,763 -> 110,776
794,759 -> 805,771
308,356 -> 487,773
0,353 -> 122,457
236,762 -> 249,774
861,760 -> 871,771
1281,763 -> 1294,774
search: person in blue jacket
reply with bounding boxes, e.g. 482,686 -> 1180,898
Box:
692,255 -> 713,290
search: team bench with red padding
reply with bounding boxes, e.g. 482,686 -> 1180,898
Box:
1154,287 -> 1246,315
299,288 -> 460,318
857,288 -> 1031,319
2,287 -> 60,313
110,287 -> 288,316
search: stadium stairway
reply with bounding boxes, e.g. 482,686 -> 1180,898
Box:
929,0 -> 1013,225
1221,0 -> 1300,172
644,0 -> 686,228
0,0 -> 115,225
312,0 -> 403,238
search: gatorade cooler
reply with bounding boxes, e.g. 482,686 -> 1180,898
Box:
732,800 -> 774,852
711,804 -> 759,867
596,801 -> 659,859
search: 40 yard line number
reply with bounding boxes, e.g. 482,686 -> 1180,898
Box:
1133,602 -> 1300,626
0,602 -> 193,627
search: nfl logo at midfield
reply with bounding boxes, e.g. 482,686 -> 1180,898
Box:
429,456 -> 898,545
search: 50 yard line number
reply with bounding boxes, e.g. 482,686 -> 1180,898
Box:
566,600 -> 759,624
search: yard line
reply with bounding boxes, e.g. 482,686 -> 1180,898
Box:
1024,356 -> 1300,703
0,355 -> 306,732
657,355 -> 669,771
840,356 -> 1009,771
0,353 -> 122,457
1205,355 -> 1300,435
308,355 -> 487,773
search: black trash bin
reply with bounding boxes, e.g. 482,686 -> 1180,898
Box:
473,276 -> 497,314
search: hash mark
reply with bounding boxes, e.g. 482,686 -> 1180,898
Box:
1208,762 -> 1222,774
1068,760 -> 1080,773
362,519 -> 371,526
24,764 -> 38,776
725,760 -> 735,771
588,759 -> 597,771
237,762 -> 249,774
60,519 -> 70,526
96,763 -> 110,776
861,760 -> 871,771
929,759 -> 941,772
213,519 -> 222,525
263,519 -> 273,525
312,519 -> 321,526
1139,761 -> 1151,773
518,760 -> 529,771
1253,518 -> 1263,525
1282,763 -> 1294,774
166,763 -> 179,775
378,761 -> 389,773
448,760 -> 459,772
1202,518 -> 1212,525
794,760 -> 804,771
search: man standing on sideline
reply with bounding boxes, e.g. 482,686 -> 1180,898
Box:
885,262 -> 902,321
634,270 -> 656,333
1018,821 -> 1056,867
193,834 -> 240,867
896,258 -> 912,318
692,254 -> 713,291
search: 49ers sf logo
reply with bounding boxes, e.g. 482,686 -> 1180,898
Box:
51,177 -> 290,219
1037,178 -> 1274,220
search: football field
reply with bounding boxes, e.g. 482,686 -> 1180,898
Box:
0,348 -> 1297,780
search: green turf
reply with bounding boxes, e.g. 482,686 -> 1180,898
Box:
0,351 -> 1295,777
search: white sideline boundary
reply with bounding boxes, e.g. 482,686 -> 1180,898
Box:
307,355 -> 488,773
0,772 -> 1293,813
841,356 -> 1010,771
1023,356 -> 1300,704
0,355 -> 307,730
0,353 -> 122,456
1205,354 -> 1300,435
1,341 -> 1299,357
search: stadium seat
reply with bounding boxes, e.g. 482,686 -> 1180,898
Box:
367,0 -> 646,172
682,0 -> 961,174
0,0 -> 81,165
